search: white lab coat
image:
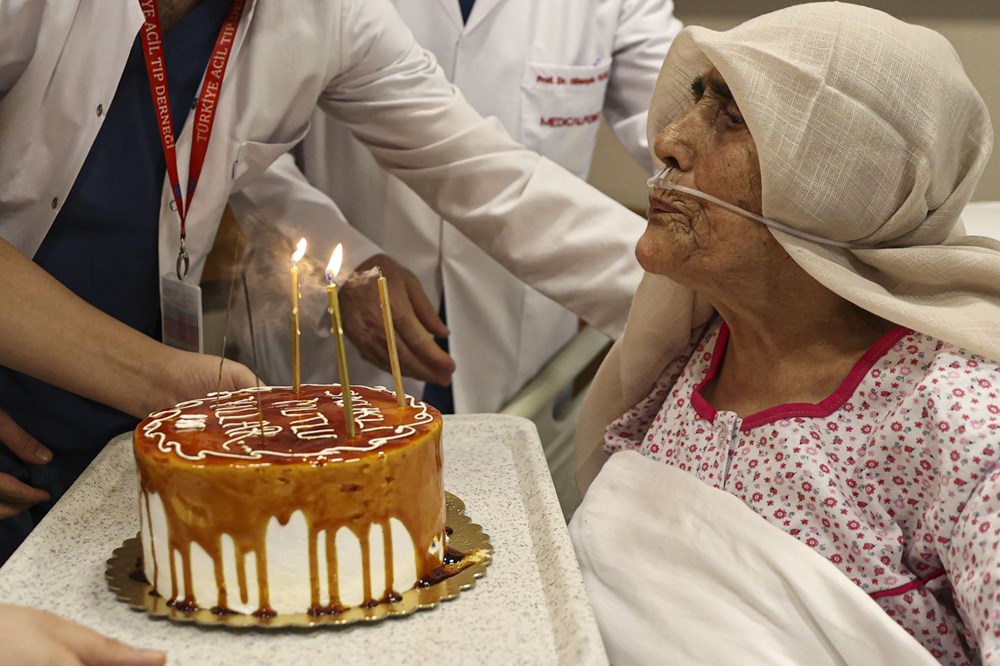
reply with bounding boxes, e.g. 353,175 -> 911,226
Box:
0,0 -> 645,362
298,0 -> 680,412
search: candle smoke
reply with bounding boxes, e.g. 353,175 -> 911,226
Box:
224,213 -> 344,386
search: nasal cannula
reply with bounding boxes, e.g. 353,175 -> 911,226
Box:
647,166 -> 868,249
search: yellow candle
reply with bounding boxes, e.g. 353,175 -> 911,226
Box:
377,269 -> 406,407
290,238 -> 307,396
326,245 -> 355,438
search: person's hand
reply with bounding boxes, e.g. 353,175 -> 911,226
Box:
340,254 -> 456,385
134,349 -> 260,418
0,603 -> 165,665
0,409 -> 51,520
172,351 -> 260,401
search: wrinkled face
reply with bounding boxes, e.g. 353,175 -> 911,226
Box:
637,68 -> 770,288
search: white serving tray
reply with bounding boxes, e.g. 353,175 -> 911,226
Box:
0,414 -> 608,665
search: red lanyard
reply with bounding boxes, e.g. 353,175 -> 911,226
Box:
137,0 -> 247,278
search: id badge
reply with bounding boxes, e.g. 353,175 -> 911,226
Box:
160,274 -> 204,353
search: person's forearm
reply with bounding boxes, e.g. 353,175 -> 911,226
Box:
0,238 -> 181,417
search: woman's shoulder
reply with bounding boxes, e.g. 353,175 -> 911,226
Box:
888,330 -> 1000,450
887,331 -> 1000,521
899,330 -> 1000,384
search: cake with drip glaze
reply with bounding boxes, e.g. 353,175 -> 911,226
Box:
132,384 -> 444,616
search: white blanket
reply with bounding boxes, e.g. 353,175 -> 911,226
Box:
568,451 -> 939,665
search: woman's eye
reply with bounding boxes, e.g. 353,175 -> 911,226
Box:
715,107 -> 744,130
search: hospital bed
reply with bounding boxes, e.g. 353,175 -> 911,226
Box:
500,326 -> 611,520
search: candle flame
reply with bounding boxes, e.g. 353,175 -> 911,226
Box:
325,243 -> 343,283
291,237 -> 307,265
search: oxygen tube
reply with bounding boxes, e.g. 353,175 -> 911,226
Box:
647,167 -> 867,249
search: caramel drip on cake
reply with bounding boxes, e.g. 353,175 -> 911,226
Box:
308,529 -> 320,609
168,547 -> 179,603
359,530 -> 373,607
134,385 -> 445,615
180,544 -> 195,611
235,546 -> 249,605
325,530 -> 341,610
383,518 -> 397,601
212,536 -> 227,612
255,544 -> 273,617
141,492 -> 159,592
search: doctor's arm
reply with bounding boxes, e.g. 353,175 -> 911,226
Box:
0,238 -> 256,420
230,153 -> 454,384
603,0 -> 683,172
0,238 -> 254,522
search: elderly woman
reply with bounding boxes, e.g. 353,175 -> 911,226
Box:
569,3 -> 999,665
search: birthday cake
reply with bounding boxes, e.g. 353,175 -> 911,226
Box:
132,384 -> 444,616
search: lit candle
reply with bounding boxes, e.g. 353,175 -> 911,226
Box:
290,237 -> 307,396
377,268 -> 406,407
325,244 -> 355,438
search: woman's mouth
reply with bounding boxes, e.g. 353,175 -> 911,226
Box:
648,195 -> 683,217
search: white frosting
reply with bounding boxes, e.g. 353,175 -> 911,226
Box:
139,490 -> 419,614
174,416 -> 207,430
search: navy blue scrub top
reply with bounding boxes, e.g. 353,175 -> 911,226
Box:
0,0 -> 231,563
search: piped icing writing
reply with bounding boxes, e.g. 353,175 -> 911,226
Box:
141,385 -> 435,462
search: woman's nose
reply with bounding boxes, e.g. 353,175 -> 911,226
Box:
653,108 -> 698,172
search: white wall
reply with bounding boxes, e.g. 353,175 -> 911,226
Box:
588,0 -> 1000,211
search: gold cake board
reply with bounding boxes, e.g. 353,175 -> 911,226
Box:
106,492 -> 492,628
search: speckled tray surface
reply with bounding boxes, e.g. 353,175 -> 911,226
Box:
106,493 -> 492,628
0,415 -> 608,665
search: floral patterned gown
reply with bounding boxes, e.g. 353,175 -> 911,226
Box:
605,320 -> 1000,665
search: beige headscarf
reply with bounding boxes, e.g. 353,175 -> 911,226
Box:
575,2 -> 999,492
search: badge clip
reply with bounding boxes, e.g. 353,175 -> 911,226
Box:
176,242 -> 190,281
